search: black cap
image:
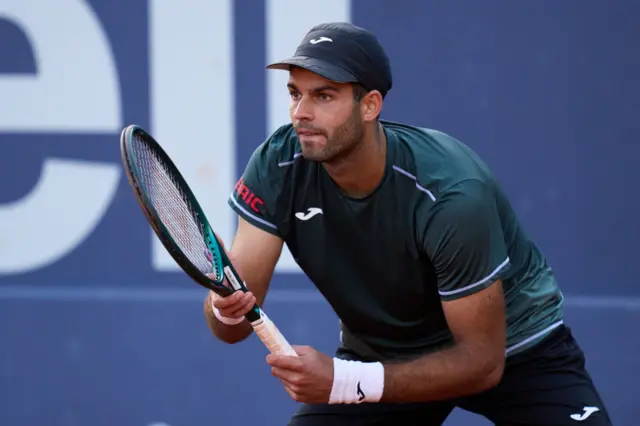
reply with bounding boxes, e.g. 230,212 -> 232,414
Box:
266,22 -> 393,97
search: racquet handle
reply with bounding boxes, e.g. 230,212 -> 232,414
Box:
251,310 -> 298,356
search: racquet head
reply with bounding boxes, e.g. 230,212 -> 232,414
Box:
120,124 -> 297,356
119,124 -> 247,300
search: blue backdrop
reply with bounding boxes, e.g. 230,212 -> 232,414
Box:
0,1 -> 638,425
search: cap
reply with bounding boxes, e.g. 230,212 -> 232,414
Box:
266,22 -> 393,97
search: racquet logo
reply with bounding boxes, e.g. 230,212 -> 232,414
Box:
356,381 -> 365,402
234,178 -> 265,213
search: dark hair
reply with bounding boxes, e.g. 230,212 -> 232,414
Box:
351,83 -> 382,121
352,83 -> 369,102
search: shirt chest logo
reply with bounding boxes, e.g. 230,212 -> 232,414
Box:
295,207 -> 323,221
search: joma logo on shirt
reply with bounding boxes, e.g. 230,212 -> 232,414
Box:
234,178 -> 265,213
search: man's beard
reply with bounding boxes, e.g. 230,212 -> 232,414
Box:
298,106 -> 364,164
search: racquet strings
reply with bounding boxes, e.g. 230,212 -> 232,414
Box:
130,132 -> 224,282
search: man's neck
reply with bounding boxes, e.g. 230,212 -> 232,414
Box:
323,122 -> 387,199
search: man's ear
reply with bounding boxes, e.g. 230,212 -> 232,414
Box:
361,90 -> 383,122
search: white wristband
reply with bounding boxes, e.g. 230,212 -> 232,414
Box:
329,358 -> 385,404
209,292 -> 244,325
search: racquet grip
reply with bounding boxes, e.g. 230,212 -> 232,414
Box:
251,310 -> 298,357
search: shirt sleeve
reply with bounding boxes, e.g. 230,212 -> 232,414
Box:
227,139 -> 283,238
422,179 -> 511,301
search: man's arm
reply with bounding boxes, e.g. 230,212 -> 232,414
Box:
204,216 -> 284,344
380,280 -> 506,402
380,179 -> 509,402
264,280 -> 506,405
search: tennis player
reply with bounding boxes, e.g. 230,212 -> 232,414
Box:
204,22 -> 612,425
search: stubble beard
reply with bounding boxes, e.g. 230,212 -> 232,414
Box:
300,106 -> 365,165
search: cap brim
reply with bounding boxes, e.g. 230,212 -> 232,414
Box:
266,56 -> 358,83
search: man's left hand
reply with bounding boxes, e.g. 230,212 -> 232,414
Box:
266,345 -> 334,403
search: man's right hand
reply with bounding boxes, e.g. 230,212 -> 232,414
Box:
205,232 -> 258,323
204,216 -> 284,343
209,289 -> 257,322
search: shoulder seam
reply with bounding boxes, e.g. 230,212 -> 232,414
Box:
392,164 -> 436,202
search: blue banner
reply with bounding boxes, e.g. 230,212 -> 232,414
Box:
1,1 -> 637,425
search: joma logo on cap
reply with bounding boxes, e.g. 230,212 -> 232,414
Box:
310,36 -> 332,44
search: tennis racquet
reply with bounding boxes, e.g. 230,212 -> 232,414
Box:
119,124 -> 297,357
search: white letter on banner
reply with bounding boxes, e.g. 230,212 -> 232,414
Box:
0,0 -> 121,274
148,0 -> 235,271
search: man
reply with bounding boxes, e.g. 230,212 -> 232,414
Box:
204,22 -> 612,425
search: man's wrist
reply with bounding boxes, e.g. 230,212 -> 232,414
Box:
329,358 -> 384,404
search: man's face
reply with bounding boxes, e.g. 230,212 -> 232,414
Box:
287,67 -> 365,163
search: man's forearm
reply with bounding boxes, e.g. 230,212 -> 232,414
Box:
379,341 -> 504,403
203,295 -> 253,344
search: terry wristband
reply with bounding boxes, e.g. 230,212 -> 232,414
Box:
329,358 -> 385,404
209,292 -> 245,325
